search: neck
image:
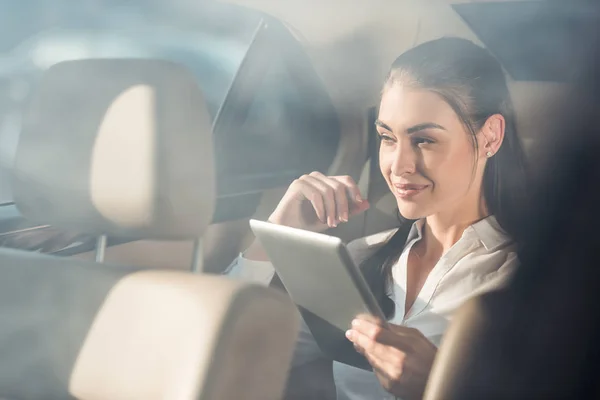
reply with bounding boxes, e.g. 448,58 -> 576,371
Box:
421,190 -> 488,256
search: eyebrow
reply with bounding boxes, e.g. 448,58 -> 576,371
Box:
375,119 -> 446,134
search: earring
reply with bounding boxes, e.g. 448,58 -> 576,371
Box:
486,151 -> 493,158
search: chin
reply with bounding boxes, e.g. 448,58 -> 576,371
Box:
396,202 -> 430,221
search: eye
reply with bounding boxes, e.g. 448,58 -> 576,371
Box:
412,137 -> 435,146
378,133 -> 395,143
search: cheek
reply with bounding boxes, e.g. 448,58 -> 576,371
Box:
426,143 -> 475,193
379,148 -> 393,177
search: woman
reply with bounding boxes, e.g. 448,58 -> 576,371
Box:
226,37 -> 528,399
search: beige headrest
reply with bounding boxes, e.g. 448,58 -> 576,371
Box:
69,271 -> 300,400
424,292 -> 499,400
13,59 -> 215,239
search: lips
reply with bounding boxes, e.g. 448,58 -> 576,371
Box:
394,183 -> 429,190
392,183 -> 429,198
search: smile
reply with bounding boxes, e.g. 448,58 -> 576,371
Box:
393,183 -> 429,198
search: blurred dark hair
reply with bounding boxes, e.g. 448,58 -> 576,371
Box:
361,37 -> 529,319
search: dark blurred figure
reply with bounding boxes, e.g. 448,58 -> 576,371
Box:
427,3 -> 600,399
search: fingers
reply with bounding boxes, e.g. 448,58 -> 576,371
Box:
292,172 -> 368,228
331,175 -> 370,217
345,327 -> 406,382
293,181 -> 327,224
302,175 -> 339,227
348,320 -> 397,348
364,350 -> 404,385
312,172 -> 350,224
349,318 -> 415,353
310,172 -> 367,225
332,175 -> 364,204
347,319 -> 436,398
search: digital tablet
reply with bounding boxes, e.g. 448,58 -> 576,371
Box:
249,219 -> 387,371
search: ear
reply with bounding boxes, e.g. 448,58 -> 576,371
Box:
479,114 -> 506,159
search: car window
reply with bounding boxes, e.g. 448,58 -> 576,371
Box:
217,54 -> 338,194
0,0 -> 340,229
0,0 -> 261,204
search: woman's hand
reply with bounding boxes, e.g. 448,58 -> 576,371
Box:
346,316 -> 437,400
268,171 -> 370,232
244,172 -> 369,261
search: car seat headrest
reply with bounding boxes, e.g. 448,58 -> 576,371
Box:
13,59 -> 215,239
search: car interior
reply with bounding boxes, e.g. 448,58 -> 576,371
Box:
1,0 -> 600,399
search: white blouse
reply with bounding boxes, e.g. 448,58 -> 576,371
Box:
225,216 -> 518,400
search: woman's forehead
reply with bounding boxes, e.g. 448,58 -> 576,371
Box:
378,87 -> 461,132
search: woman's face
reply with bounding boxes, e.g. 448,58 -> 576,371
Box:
377,85 -> 486,220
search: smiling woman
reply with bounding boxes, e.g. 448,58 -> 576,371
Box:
362,37 -> 529,322
227,37 -> 528,400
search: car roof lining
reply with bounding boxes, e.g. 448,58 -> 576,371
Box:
453,1 -> 600,82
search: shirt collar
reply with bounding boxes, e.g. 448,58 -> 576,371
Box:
470,215 -> 512,251
408,219 -> 425,243
409,215 -> 512,251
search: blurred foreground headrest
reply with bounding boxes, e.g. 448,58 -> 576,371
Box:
13,59 -> 215,239
0,249 -> 300,399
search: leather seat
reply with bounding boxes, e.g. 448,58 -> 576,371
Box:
0,251 -> 299,400
0,59 -> 299,400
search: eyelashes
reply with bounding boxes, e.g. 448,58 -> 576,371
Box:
412,137 -> 435,145
378,133 -> 435,147
378,134 -> 394,143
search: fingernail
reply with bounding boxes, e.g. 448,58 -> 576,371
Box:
345,330 -> 353,339
356,195 -> 363,203
351,319 -> 360,327
342,212 -> 349,222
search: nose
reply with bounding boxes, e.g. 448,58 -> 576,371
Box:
390,137 -> 417,176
